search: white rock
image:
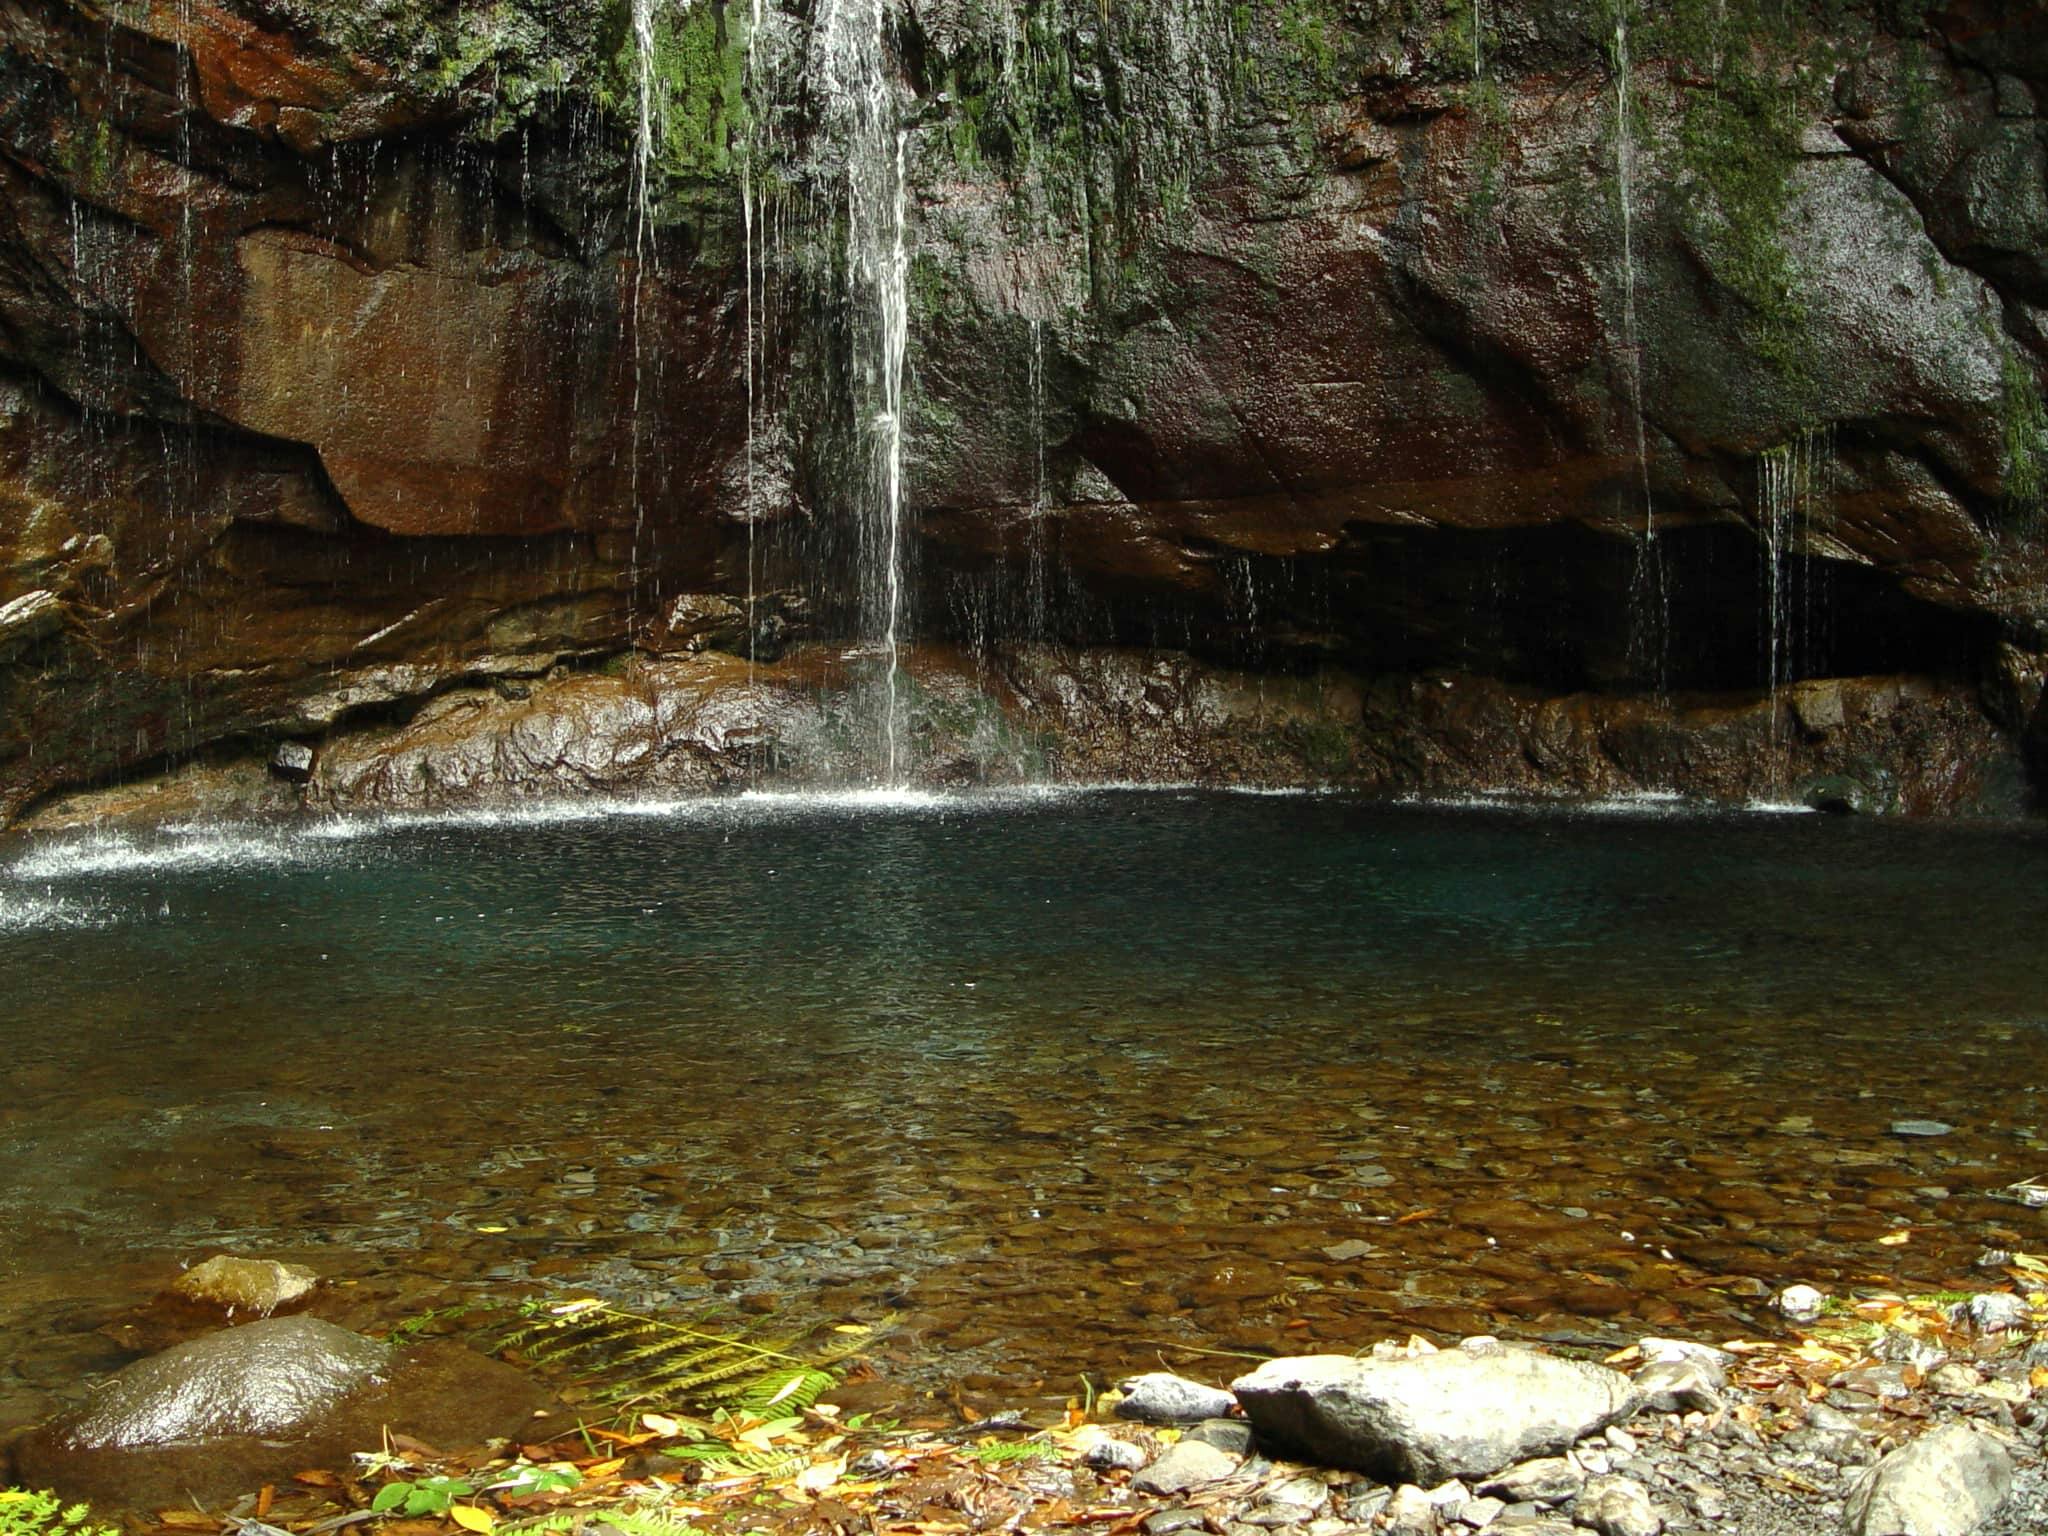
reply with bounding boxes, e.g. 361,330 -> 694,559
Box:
1232,1348 -> 1635,1485
1478,1456 -> 1585,1506
1844,1422 -> 2013,1536
1776,1284 -> 1827,1322
1573,1475 -> 1661,1536
1384,1485 -> 1439,1535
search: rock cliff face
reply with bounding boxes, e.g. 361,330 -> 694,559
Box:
0,0 -> 2043,821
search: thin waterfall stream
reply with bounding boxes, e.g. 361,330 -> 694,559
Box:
1612,6 -> 1665,694
817,0 -> 911,785
626,0 -> 666,605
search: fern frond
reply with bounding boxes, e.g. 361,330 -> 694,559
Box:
966,1442 -> 1058,1465
696,1449 -> 810,1482
591,1509 -> 709,1536
485,1294 -> 896,1415
730,1367 -> 835,1415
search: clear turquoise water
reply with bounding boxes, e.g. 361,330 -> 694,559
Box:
2,790 -> 2044,1420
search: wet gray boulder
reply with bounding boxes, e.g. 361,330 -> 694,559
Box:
1115,1372 -> 1238,1425
1232,1342 -> 1637,1484
13,1316 -> 558,1514
58,1317 -> 388,1450
1844,1423 -> 2013,1536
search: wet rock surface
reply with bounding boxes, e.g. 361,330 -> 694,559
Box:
13,646 -> 2027,833
10,1316 -> 558,1513
0,2 -> 2041,820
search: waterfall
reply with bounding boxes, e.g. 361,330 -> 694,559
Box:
625,0 -> 665,604
1611,5 -> 1665,694
817,0 -> 911,784
742,1 -> 760,684
1757,428 -> 1832,743
1026,317 -> 1049,644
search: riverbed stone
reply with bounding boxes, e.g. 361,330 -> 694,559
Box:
11,1316 -> 558,1513
1632,1355 -> 1724,1414
1233,1345 -> 1636,1485
1843,1422 -> 2013,1536
1479,1457 -> 1586,1506
1074,1425 -> 1152,1473
1572,1476 -> 1661,1536
1383,1485 -> 1439,1535
1186,1417 -> 1257,1455
167,1254 -> 320,1317
1132,1438 -> 1242,1496
1777,1285 -> 1828,1322
1956,1293 -> 2032,1334
1117,1371 -> 1239,1424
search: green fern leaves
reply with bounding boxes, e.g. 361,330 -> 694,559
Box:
493,1296 -> 894,1413
0,1492 -> 116,1536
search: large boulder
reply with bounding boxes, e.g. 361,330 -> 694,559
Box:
12,1317 -> 558,1514
1232,1342 -> 1637,1484
1844,1422 -> 2013,1536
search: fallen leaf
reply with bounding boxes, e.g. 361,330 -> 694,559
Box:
1394,1208 -> 1439,1226
291,1471 -> 341,1489
153,1514 -> 219,1531
796,1455 -> 848,1495
575,1457 -> 628,1479
256,1487 -> 275,1519
588,1427 -> 659,1448
449,1508 -> 495,1535
1876,1231 -> 1912,1248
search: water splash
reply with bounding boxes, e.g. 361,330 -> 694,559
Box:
1612,5 -> 1666,694
817,0 -> 912,784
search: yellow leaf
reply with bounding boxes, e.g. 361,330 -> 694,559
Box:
579,1457 -> 628,1479
833,1324 -> 872,1335
1877,1231 -> 1911,1248
475,1224 -> 509,1234
450,1506 -> 496,1535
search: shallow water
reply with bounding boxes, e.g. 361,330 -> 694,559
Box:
2,790 -> 2044,1420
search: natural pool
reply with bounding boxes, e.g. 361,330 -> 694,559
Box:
2,790 -> 2044,1426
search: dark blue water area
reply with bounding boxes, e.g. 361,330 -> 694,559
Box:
1,789 -> 2044,1414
